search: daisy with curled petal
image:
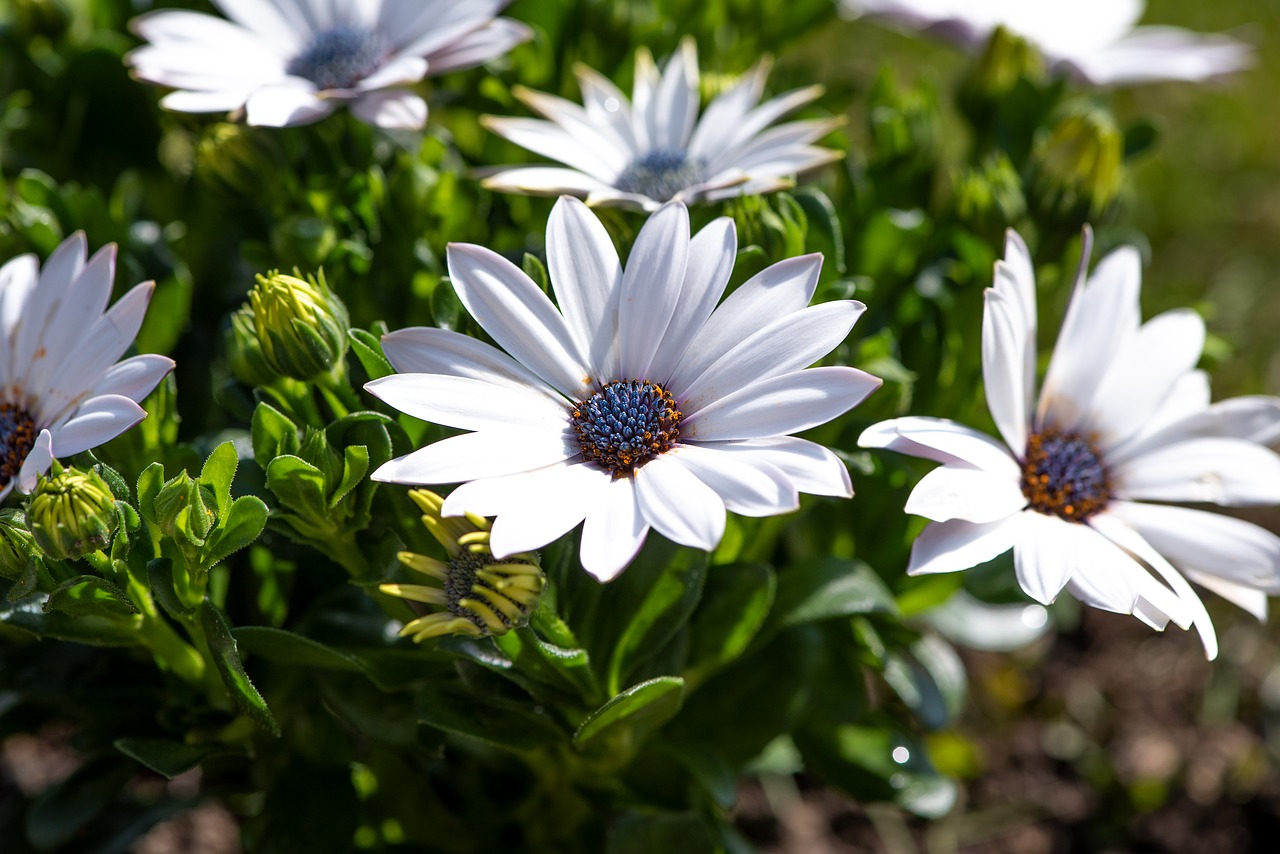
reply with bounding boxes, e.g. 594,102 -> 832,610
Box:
126,0 -> 530,129
841,0 -> 1250,85
366,196 -> 880,581
480,39 -> 843,212
0,233 -> 175,501
860,228 -> 1280,660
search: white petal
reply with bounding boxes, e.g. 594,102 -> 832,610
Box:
580,476 -> 649,582
365,373 -> 567,432
668,444 -> 798,517
210,0 -> 302,49
650,38 -> 699,150
481,166 -> 616,198
421,18 -> 532,75
1075,28 -> 1251,85
685,366 -> 881,441
642,218 -> 736,387
445,243 -> 592,399
907,515 -> 1023,575
687,436 -> 852,498
160,89 -> 254,113
1180,569 -> 1268,622
1090,309 -> 1205,449
48,395 -> 147,457
687,58 -> 768,160
480,116 -> 625,180
676,301 -> 864,415
982,288 -> 1030,453
15,430 -> 53,494
1108,500 -> 1280,594
634,455 -> 725,551
488,463 -> 610,558
545,197 -> 622,377
859,417 -> 1021,478
245,84 -> 333,127
90,354 -> 174,402
1013,512 -> 1076,604
356,57 -> 428,91
618,202 -> 690,379
379,327 -> 556,396
350,89 -> 427,129
372,428 -> 576,484
905,466 -> 1027,524
15,233 -> 86,377
1116,437 -> 1280,506
668,254 -> 822,392
1112,393 -> 1280,465
1039,240 -> 1141,433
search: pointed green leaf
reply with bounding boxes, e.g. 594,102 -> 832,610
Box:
200,601 -> 280,736
771,558 -> 896,630
416,682 -> 565,752
136,462 -> 165,525
200,441 -> 239,517
348,327 -> 395,381
329,445 -> 369,508
575,676 -> 684,748
203,495 -> 269,567
251,402 -> 301,470
233,625 -> 360,670
147,558 -> 195,618
265,455 -> 328,520
45,576 -> 138,619
114,738 -> 241,780
686,563 -> 775,680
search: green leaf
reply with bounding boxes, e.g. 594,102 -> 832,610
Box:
200,601 -> 280,736
114,738 -> 240,780
136,462 -> 165,525
147,558 -> 194,618
575,676 -> 684,749
44,576 -> 138,619
884,635 -> 967,731
251,403 -> 301,470
416,682 -> 565,752
771,558 -> 896,630
686,563 -> 775,680
522,252 -> 550,291
200,441 -> 239,518
233,625 -> 360,670
348,327 -> 395,381
329,445 -> 369,508
203,495 -> 269,567
265,455 -> 329,521
0,597 -> 140,646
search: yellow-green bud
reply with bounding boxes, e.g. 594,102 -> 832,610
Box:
959,26 -> 1046,127
153,471 -> 218,546
0,509 -> 35,579
226,305 -> 280,387
249,269 -> 350,382
28,467 -> 119,561
1029,105 -> 1123,230
952,152 -> 1027,240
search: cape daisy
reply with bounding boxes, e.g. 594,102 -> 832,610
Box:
0,234 -> 174,500
481,40 -> 843,211
861,229 -> 1280,659
367,196 -> 880,580
126,0 -> 530,129
841,0 -> 1250,85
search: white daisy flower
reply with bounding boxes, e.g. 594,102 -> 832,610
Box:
841,0 -> 1250,85
0,233 -> 175,500
480,39 -> 843,212
860,229 -> 1280,659
126,0 -> 531,129
367,196 -> 880,580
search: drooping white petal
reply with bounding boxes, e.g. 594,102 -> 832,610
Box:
47,395 -> 147,457
350,89 -> 427,129
445,243 -> 591,400
1012,512 -> 1076,604
545,196 -> 623,377
907,514 -> 1023,575
904,465 -> 1027,524
580,476 -> 650,582
1074,28 -> 1252,85
688,436 -> 853,498
1180,568 -> 1268,622
364,373 -> 568,432
488,463 -> 611,558
685,366 -> 881,441
372,428 -> 577,485
668,444 -> 798,517
859,416 -> 1022,478
245,83 -> 334,127
15,430 -> 54,494
89,354 -> 175,402
481,166 -> 617,198
1116,437 -> 1280,506
617,202 -> 689,379
356,56 -> 428,91
634,455 -> 726,551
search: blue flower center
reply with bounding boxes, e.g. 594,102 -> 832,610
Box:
571,380 -> 683,476
0,403 -> 36,489
1021,429 -> 1112,522
286,25 -> 389,91
615,149 -> 705,202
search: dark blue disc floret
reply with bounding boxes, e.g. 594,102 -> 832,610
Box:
1021,429 -> 1112,522
0,402 -> 36,489
286,25 -> 389,91
615,148 -> 706,202
571,380 -> 683,476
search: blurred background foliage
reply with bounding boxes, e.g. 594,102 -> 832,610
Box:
0,0 -> 1279,852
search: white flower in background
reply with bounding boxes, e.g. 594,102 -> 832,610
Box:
367,196 -> 879,580
126,0 -> 530,129
0,234 -> 175,500
481,40 -> 843,212
841,0 -> 1250,85
861,229 -> 1280,659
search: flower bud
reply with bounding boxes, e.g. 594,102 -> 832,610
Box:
1029,105 -> 1123,230
0,509 -> 35,579
952,152 -> 1027,240
959,26 -> 1046,128
153,470 -> 218,546
28,467 -> 119,561
249,270 -> 350,382
226,305 -> 280,387
380,490 -> 544,642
